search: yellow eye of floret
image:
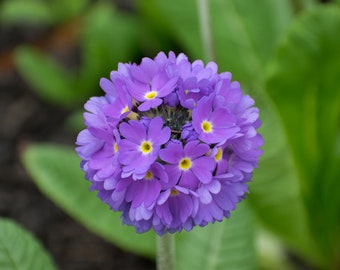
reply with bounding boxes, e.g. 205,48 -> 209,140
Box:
140,141 -> 153,154
145,91 -> 157,100
145,170 -> 153,180
114,143 -> 119,153
179,157 -> 192,171
201,120 -> 212,133
170,189 -> 179,196
121,105 -> 129,114
214,148 -> 223,162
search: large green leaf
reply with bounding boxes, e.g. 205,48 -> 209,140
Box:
248,132 -> 319,262
22,144 -> 156,258
140,0 -> 293,87
14,47 -> 77,106
266,5 -> 340,268
176,202 -> 256,270
0,218 -> 56,270
208,0 -> 293,86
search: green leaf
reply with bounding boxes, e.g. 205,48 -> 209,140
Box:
209,0 -> 293,85
266,5 -> 340,268
176,202 -> 256,270
138,0 -> 199,56
136,2 -> 179,55
22,144 -> 156,258
49,0 -> 90,21
256,230 -> 295,270
0,0 -> 55,25
290,0 -> 318,13
140,0 -> 293,86
64,109 -> 85,133
0,218 -> 56,270
249,97 -> 320,266
77,2 -> 138,98
14,47 -> 77,106
248,144 -> 314,252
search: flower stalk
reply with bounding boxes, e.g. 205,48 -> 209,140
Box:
197,0 -> 215,61
157,233 -> 175,270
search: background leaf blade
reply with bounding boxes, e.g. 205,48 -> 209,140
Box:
0,218 -> 56,270
0,0 -> 55,25
22,143 -> 156,258
265,5 -> 340,268
14,47 -> 76,106
140,0 -> 293,86
176,202 -> 256,270
77,2 -> 139,99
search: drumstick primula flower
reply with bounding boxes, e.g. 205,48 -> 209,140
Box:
76,51 -> 263,235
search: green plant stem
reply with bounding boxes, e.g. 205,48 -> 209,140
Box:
197,0 -> 215,61
156,233 -> 175,270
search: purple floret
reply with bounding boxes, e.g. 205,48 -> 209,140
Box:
118,116 -> 170,179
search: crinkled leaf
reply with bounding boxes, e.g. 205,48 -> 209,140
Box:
176,202 -> 256,270
0,218 -> 56,270
266,5 -> 340,267
14,47 -> 77,106
22,144 -> 156,258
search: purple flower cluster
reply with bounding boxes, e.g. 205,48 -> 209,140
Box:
76,52 -> 263,235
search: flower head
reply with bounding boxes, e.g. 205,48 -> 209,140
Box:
76,51 -> 263,235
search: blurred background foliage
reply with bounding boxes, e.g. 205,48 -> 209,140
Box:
1,0 -> 339,269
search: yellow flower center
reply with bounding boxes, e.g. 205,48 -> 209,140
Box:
121,105 -> 129,114
114,143 -> 119,153
201,120 -> 212,133
214,148 -> 223,162
179,157 -> 192,171
140,141 -> 153,154
144,170 -> 153,180
127,111 -> 139,120
170,189 -> 179,196
145,91 -> 157,100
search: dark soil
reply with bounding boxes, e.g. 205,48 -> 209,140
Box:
0,16 -> 155,270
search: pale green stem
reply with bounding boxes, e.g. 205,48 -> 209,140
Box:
156,233 -> 175,270
197,0 -> 215,61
